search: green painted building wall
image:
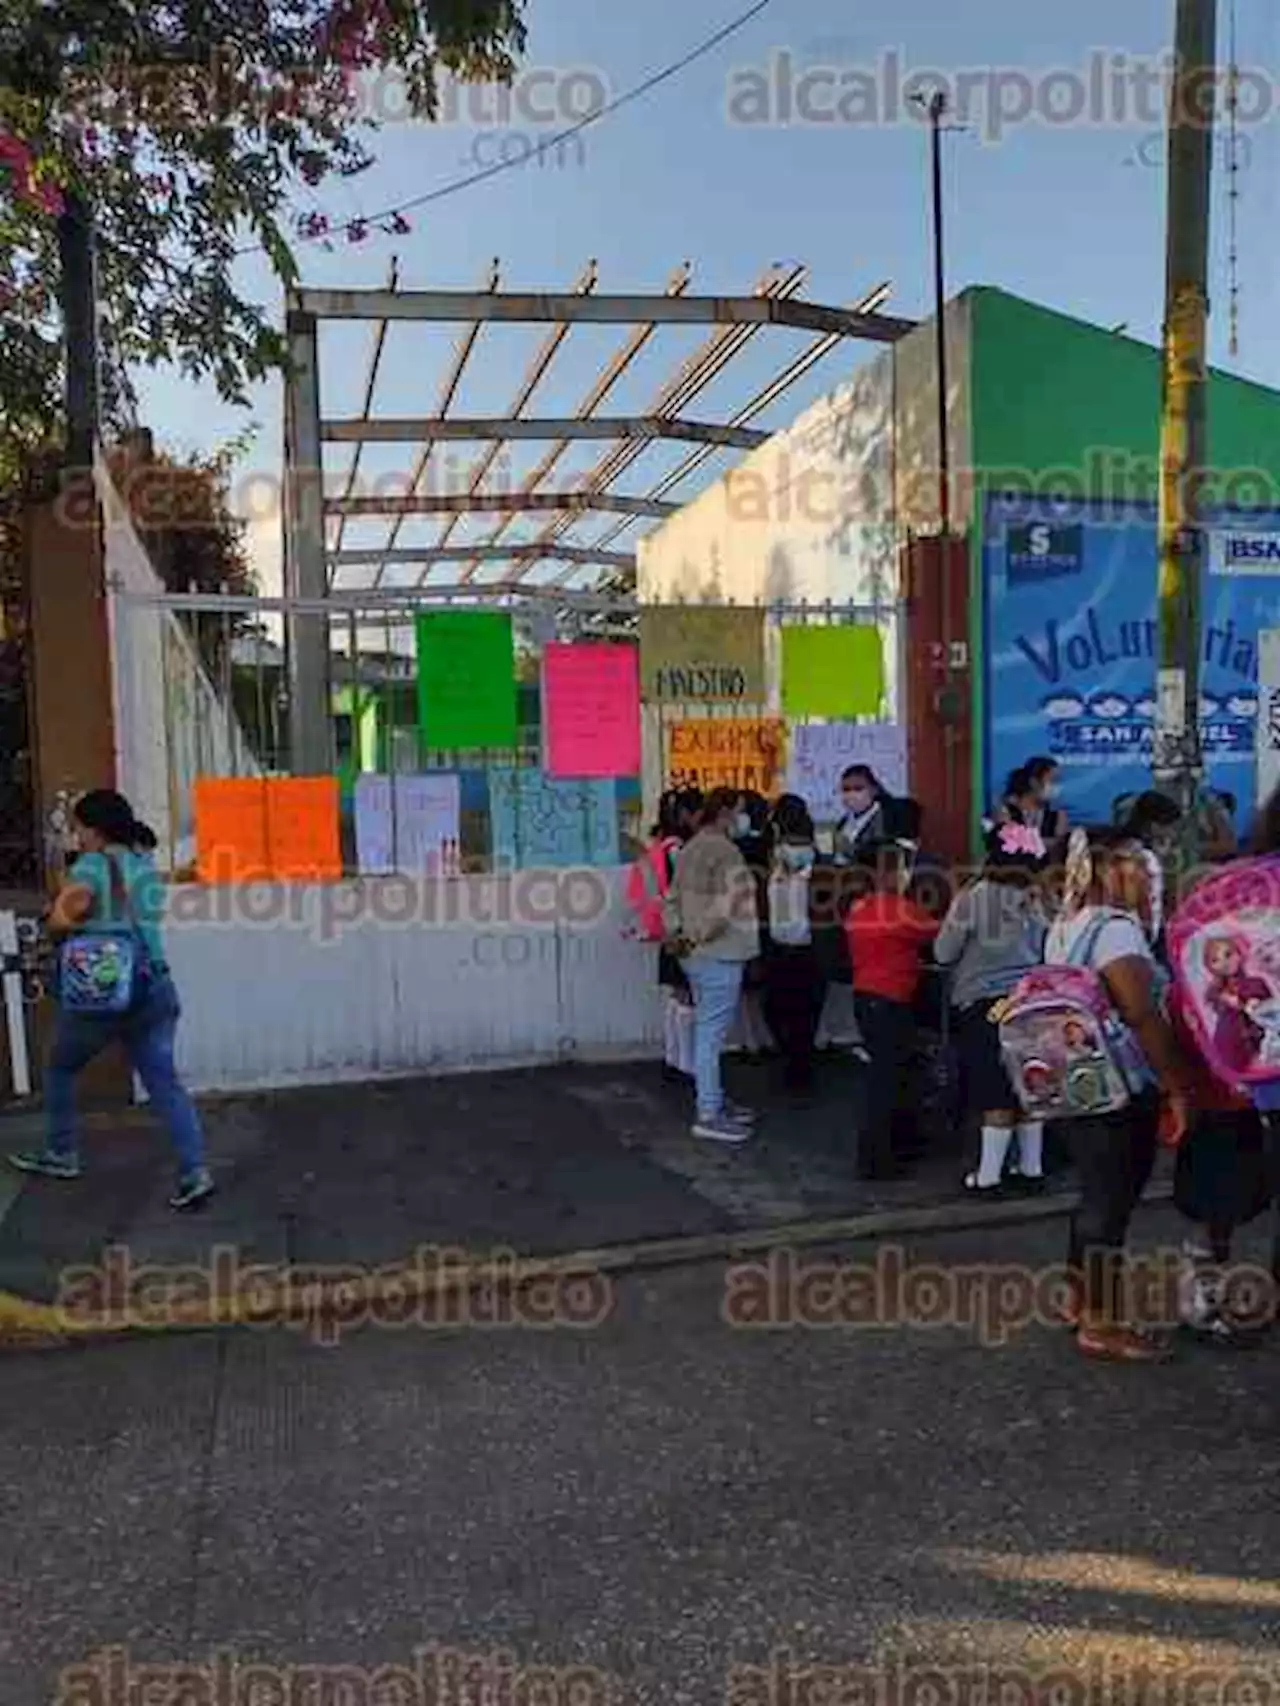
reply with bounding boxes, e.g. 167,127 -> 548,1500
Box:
964,285 -> 1280,841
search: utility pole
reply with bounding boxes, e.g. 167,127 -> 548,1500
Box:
1154,0 -> 1217,827
57,187 -> 101,475
926,90 -> 950,536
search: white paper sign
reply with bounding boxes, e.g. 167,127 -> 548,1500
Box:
354,776 -> 394,875
395,774 -> 462,876
354,774 -> 462,875
785,723 -> 908,822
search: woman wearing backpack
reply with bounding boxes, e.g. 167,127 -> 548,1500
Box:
934,822 -> 1050,1196
1045,826 -> 1189,1362
628,788 -> 703,1084
8,789 -> 215,1211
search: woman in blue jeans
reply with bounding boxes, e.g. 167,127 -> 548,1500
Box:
10,790 -> 215,1210
666,788 -> 761,1143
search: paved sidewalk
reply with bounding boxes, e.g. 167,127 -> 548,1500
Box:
0,1051 -> 1078,1308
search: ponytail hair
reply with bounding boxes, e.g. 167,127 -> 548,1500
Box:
73,789 -> 157,853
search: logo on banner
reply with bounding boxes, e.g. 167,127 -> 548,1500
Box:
1209,530 -> 1280,576
1006,522 -> 1083,586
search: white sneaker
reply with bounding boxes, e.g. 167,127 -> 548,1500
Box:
692,1114 -> 752,1144
724,1100 -> 756,1127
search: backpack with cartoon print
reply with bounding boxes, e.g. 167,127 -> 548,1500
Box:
1166,856 -> 1280,1093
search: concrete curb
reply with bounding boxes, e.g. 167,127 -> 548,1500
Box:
0,1177 -> 1177,1353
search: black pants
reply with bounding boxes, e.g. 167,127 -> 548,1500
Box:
762,947 -> 825,1091
1066,1091 -> 1160,1321
854,994 -> 917,1177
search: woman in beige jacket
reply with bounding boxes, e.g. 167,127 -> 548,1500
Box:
666,788 -> 761,1143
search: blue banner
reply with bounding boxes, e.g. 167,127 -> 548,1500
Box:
983,495 -> 1280,828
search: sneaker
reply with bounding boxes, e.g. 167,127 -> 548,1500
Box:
724,1100 -> 756,1127
7,1150 -> 82,1181
692,1114 -> 752,1145
1076,1321 -> 1172,1363
169,1168 -> 216,1212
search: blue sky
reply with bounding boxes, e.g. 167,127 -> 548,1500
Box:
134,0 -> 1280,588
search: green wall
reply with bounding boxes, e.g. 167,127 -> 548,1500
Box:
966,285 -> 1280,843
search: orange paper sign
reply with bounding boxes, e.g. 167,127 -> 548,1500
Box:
666,719 -> 785,795
194,776 -> 341,882
193,778 -> 269,882
264,777 -> 342,880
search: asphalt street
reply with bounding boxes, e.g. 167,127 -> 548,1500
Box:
4,1207 -> 1278,1706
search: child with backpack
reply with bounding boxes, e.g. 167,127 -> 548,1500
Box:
1164,836 -> 1280,1341
626,788 -> 703,1084
1037,827 -> 1189,1361
934,822 -> 1050,1195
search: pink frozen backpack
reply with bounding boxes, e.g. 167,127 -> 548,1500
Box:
1166,856 -> 1280,1094
625,838 -> 679,943
997,911 -> 1145,1121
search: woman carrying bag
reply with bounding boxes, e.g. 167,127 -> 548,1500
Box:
9,789 -> 215,1211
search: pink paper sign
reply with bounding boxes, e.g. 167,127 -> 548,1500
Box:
543,643 -> 641,779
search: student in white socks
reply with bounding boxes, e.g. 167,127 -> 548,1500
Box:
934,822 -> 1051,1194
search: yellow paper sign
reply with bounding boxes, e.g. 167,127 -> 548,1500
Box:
666,719 -> 785,796
640,606 -> 766,703
780,624 -> 885,718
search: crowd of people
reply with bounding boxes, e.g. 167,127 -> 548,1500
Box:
648,758 -> 1278,1363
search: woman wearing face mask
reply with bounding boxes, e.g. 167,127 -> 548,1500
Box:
666,789 -> 761,1143
1000,757 -> 1067,845
9,789 -> 215,1210
833,766 -> 890,865
761,795 -> 830,1097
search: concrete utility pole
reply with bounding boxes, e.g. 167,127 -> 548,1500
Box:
1153,0 -> 1217,822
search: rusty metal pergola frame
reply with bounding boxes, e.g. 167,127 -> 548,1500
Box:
281,264 -> 915,769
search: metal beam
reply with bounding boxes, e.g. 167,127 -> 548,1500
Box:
455,260 -> 693,587
429,259 -> 599,563
562,281 -> 898,588
292,288 -> 915,343
331,545 -> 637,572
329,256 -> 399,561
512,265 -> 810,586
281,308 -> 331,773
321,415 -> 767,449
328,492 -> 676,520
369,256 -> 500,590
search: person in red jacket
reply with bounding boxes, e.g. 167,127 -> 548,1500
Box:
845,842 -> 940,1179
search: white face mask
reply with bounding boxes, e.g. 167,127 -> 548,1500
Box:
779,844 -> 815,873
732,812 -> 752,840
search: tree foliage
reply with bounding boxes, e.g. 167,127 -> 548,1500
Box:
0,0 -> 527,478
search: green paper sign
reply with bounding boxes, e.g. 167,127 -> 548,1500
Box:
415,612 -> 518,749
781,625 -> 885,718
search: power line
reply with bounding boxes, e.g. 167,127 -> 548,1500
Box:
233,0 -> 776,259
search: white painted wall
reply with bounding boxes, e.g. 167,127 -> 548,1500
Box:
163,869 -> 665,1091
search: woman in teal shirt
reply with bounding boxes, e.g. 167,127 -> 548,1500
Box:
9,790 -> 214,1210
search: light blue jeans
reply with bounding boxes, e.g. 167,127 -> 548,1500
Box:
683,958 -> 745,1120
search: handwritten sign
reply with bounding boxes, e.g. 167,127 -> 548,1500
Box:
543,643 -> 641,779
193,778 -> 269,882
639,606 -> 765,703
415,611 -> 517,749
265,777 -> 342,880
395,774 -> 462,875
355,775 -> 462,875
490,768 -> 619,868
781,624 -> 885,717
666,719 -> 785,795
786,723 -> 908,820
